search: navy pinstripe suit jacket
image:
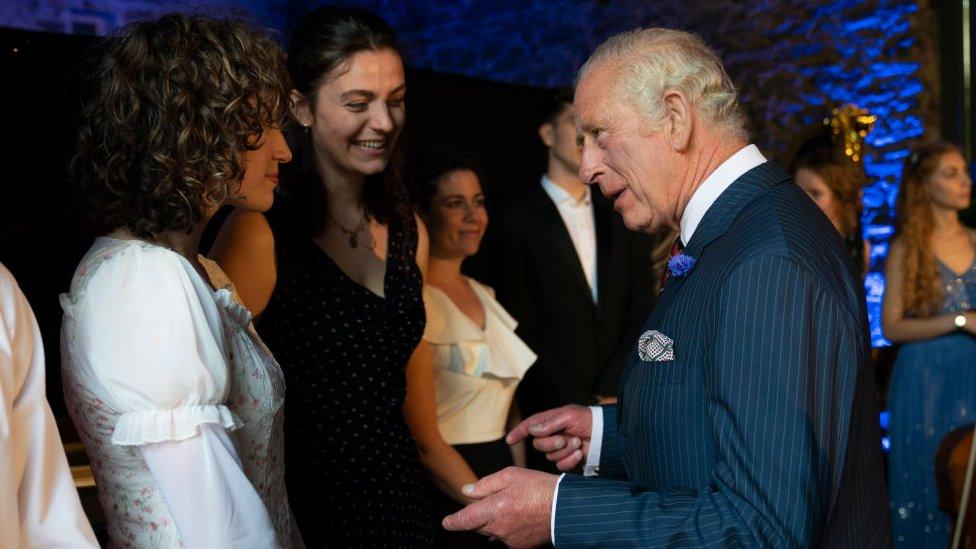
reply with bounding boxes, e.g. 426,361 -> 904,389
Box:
553,163 -> 891,547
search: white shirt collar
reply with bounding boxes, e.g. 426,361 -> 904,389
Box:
541,174 -> 591,207
679,144 -> 766,246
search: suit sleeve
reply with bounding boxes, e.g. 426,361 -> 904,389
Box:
485,215 -> 598,409
554,255 -> 859,547
596,230 -> 656,397
595,405 -> 627,480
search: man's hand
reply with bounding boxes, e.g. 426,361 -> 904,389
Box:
442,467 -> 556,548
507,405 -> 593,471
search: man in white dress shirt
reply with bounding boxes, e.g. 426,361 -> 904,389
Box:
443,27 -> 888,547
483,88 -> 656,475
0,263 -> 98,547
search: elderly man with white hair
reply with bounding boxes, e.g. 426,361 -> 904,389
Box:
443,28 -> 890,547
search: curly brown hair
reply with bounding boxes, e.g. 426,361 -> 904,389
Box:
71,14 -> 290,239
894,140 -> 962,317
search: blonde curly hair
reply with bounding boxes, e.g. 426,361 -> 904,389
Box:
71,13 -> 290,239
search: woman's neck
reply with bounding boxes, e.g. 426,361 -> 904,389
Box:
930,205 -> 964,236
110,221 -> 206,261
427,254 -> 466,287
316,152 -> 367,224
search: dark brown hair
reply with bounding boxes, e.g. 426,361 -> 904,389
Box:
794,148 -> 864,238
404,144 -> 482,217
895,139 -> 963,317
71,14 -> 290,239
271,6 -> 410,238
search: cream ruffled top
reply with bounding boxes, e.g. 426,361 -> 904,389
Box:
423,278 -> 536,445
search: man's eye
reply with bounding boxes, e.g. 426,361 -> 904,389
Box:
346,103 -> 368,111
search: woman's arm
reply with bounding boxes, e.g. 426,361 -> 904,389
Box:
403,340 -> 477,504
209,210 -> 277,317
881,239 -> 976,342
414,213 -> 429,281
506,400 -> 527,468
139,424 -> 278,548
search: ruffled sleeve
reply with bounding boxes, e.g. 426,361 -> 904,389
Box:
61,242 -> 240,446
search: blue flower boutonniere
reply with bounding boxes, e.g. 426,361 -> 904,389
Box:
667,253 -> 696,278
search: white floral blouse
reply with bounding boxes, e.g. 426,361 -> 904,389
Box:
61,237 -> 300,548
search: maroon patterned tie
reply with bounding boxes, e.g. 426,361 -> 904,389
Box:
658,237 -> 684,292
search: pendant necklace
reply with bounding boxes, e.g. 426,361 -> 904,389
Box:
328,211 -> 372,249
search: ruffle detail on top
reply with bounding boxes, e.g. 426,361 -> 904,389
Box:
213,288 -> 254,329
112,404 -> 242,446
423,281 -> 536,381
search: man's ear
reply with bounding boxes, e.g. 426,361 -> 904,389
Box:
662,90 -> 693,152
290,89 -> 313,127
538,122 -> 555,148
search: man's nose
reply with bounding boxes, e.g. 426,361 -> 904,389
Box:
579,144 -> 602,185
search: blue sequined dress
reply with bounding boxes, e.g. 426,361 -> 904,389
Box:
888,250 -> 976,547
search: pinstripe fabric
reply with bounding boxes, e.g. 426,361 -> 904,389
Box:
554,163 -> 890,547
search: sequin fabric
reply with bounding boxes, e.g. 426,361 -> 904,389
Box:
888,246 -> 976,547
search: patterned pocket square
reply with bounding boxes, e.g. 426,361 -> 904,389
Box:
638,330 -> 675,362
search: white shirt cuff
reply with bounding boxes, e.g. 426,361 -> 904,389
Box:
584,405 -> 603,476
550,472 -> 565,545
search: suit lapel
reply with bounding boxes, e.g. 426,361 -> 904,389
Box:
645,162 -> 792,329
529,186 -> 594,304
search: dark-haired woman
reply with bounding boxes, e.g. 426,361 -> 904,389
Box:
883,140 -> 976,547
402,147 -> 535,547
211,7 -> 434,545
793,148 -> 871,276
61,14 -> 299,547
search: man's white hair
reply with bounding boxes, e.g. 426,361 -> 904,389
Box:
578,28 -> 748,142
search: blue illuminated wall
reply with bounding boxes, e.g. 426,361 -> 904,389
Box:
2,0 -> 939,345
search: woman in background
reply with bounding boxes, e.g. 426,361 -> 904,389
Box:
402,146 -> 535,547
61,14 -> 297,547
792,147 -> 870,276
883,140 -> 976,548
210,6 -> 433,545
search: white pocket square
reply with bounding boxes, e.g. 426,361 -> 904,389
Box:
638,330 -> 675,362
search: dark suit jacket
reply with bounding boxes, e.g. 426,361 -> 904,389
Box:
553,163 -> 890,547
483,184 -> 655,417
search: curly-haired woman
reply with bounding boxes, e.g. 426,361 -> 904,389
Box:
60,14 -> 299,547
883,140 -> 976,547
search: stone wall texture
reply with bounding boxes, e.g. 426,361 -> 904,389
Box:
1,0 -> 943,344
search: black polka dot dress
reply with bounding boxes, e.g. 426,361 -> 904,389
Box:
257,214 -> 434,547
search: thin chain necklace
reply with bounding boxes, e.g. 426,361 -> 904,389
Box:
328,210 -> 374,249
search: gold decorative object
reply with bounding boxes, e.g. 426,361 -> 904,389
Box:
822,104 -> 877,163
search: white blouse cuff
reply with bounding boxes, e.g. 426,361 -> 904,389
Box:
112,404 -> 242,446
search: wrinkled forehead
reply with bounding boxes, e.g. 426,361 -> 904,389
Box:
574,61 -> 627,121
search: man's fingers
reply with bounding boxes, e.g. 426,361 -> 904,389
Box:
442,500 -> 491,532
545,438 -> 581,462
533,435 -> 580,453
506,408 -> 565,444
556,449 -> 584,471
508,406 -> 586,446
461,468 -> 512,500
